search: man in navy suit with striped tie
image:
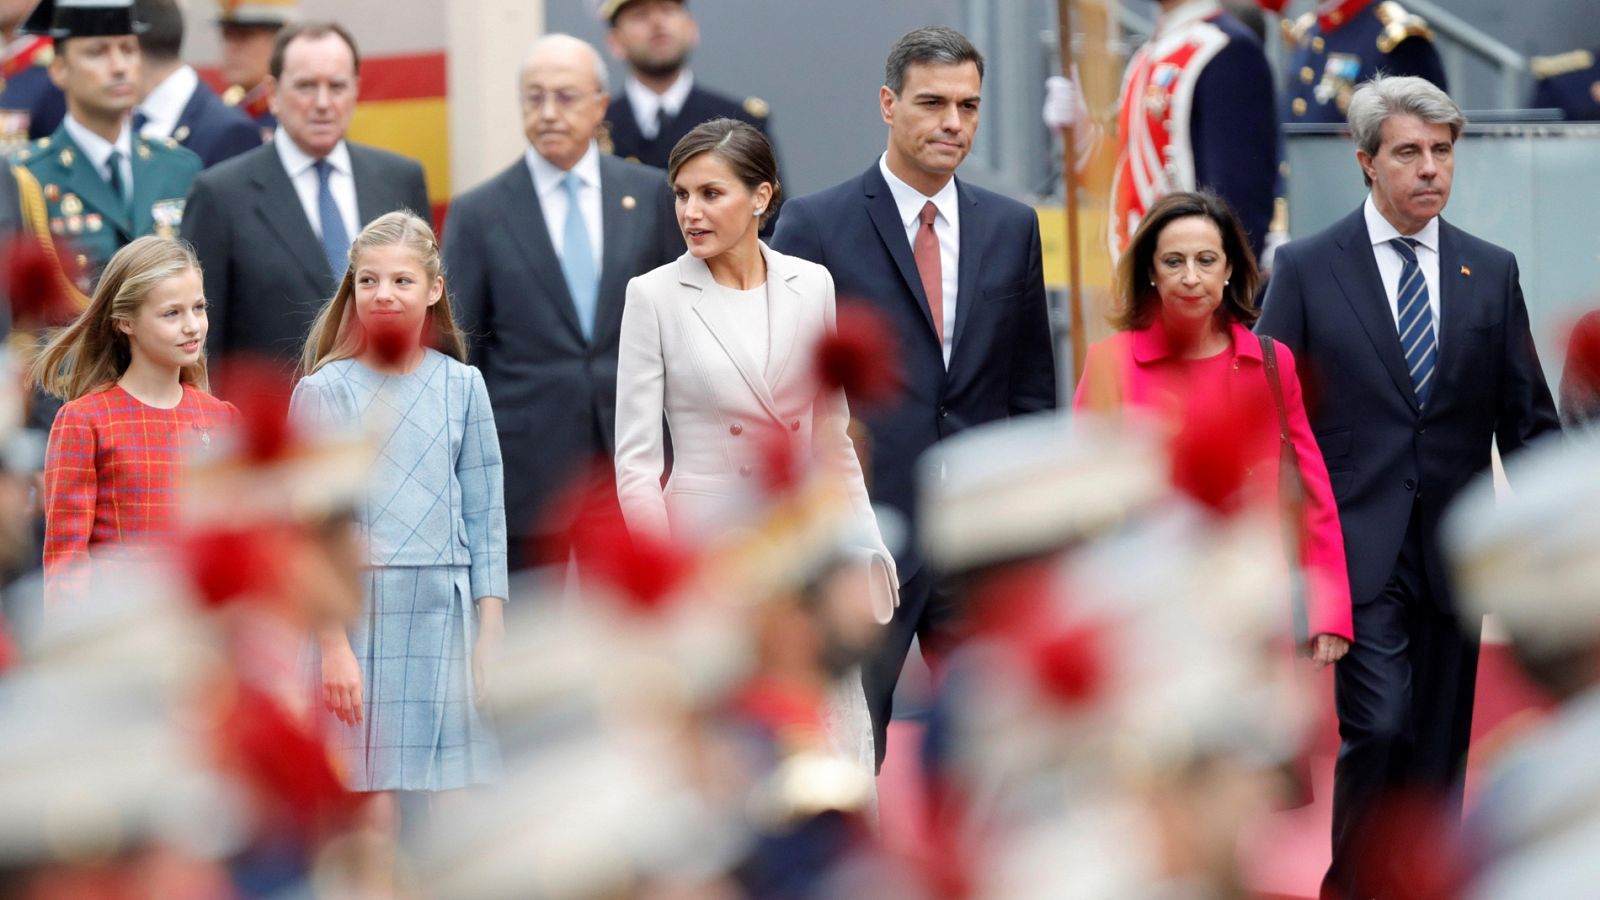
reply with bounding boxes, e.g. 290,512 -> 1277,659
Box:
1257,74 -> 1559,900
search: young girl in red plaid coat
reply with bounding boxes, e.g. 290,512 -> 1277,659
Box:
31,236 -> 237,601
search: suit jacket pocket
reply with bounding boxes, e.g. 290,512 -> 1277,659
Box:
1313,426 -> 1352,459
1326,466 -> 1356,501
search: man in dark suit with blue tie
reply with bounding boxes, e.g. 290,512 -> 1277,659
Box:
181,20 -> 429,364
1256,74 -> 1559,900
133,0 -> 261,168
443,34 -> 680,569
773,26 -> 1056,771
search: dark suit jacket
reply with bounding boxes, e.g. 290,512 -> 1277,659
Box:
171,80 -> 263,169
772,162 -> 1057,582
1257,206 -> 1559,612
180,140 -> 430,363
442,153 -> 681,541
606,83 -> 769,170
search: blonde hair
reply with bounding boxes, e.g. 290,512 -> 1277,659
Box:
29,236 -> 209,401
301,210 -> 469,375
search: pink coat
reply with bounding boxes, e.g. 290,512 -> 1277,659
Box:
1074,320 -> 1354,643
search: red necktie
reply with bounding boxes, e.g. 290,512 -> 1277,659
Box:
914,201 -> 944,344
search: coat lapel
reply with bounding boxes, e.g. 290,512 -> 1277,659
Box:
1432,220 -> 1473,394
248,150 -> 335,294
593,156 -> 640,348
683,253 -> 784,424
761,242 -> 803,388
950,177 -> 982,357
862,165 -> 940,339
492,161 -> 584,341
1330,209 -> 1420,414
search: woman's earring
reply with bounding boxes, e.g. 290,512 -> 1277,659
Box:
754,208 -> 764,217
1224,279 -> 1230,285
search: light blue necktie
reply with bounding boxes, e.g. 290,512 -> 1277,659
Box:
315,159 -> 350,282
1391,237 -> 1437,407
560,171 -> 598,340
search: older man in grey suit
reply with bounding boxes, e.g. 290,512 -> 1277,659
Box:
443,34 -> 681,569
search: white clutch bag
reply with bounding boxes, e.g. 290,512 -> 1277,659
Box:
853,546 -> 900,626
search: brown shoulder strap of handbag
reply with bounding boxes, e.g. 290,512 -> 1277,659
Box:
1259,332 -> 1311,649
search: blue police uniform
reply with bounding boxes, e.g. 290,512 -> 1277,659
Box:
165,79 -> 262,168
1281,0 -> 1445,124
0,36 -> 65,156
1529,48 -> 1600,122
605,82 -> 770,170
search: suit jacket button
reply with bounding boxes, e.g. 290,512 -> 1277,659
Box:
739,465 -> 753,478
939,406 -> 949,418
791,420 -> 800,431
1404,478 -> 1417,491
730,423 -> 743,436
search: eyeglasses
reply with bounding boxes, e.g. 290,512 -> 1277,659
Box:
524,89 -> 600,111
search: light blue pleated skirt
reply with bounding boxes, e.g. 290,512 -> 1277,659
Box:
323,565 -> 501,792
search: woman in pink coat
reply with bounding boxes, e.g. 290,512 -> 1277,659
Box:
1075,190 -> 1353,663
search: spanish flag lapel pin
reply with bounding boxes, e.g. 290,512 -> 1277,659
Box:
1460,265 -> 1471,277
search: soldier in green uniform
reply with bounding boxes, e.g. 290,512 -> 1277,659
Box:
12,0 -> 199,304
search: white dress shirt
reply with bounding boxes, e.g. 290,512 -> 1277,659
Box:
624,71 -> 695,140
879,152 -> 960,365
136,64 -> 198,140
1364,194 -> 1442,346
525,142 -> 603,270
62,114 -> 132,196
707,280 -> 771,372
274,128 -> 360,245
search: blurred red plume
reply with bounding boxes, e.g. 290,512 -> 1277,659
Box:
211,357 -> 294,462
1169,391 -> 1272,515
1564,310 -> 1600,397
182,526 -> 283,608
3,234 -> 79,328
221,686 -> 359,839
814,302 -> 901,408
366,321 -> 422,368
550,465 -> 696,613
1254,0 -> 1289,12
971,562 -> 1109,706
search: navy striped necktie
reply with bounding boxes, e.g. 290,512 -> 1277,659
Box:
1391,237 -> 1437,407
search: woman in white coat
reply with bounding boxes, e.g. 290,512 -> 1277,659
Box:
614,118 -> 893,778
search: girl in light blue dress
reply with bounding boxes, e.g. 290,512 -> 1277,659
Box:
293,211 -> 508,800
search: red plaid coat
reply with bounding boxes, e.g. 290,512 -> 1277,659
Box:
43,384 -> 237,601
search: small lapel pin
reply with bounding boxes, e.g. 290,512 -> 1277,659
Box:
621,195 -> 637,210
1460,265 -> 1471,277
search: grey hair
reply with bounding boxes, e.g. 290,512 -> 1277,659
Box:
884,25 -> 984,95
1347,73 -> 1465,159
521,33 -> 610,95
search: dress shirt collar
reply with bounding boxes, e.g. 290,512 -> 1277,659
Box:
877,152 -> 959,230
1155,0 -> 1223,38
525,141 -> 602,196
138,64 -> 198,138
273,126 -> 353,178
625,70 -> 695,124
1363,193 -> 1439,255
62,113 -> 132,174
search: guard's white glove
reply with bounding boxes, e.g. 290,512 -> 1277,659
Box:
1044,67 -> 1101,175
1043,71 -> 1089,131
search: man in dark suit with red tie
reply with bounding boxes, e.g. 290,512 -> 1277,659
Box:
1256,74 -> 1559,900
773,25 -> 1056,772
